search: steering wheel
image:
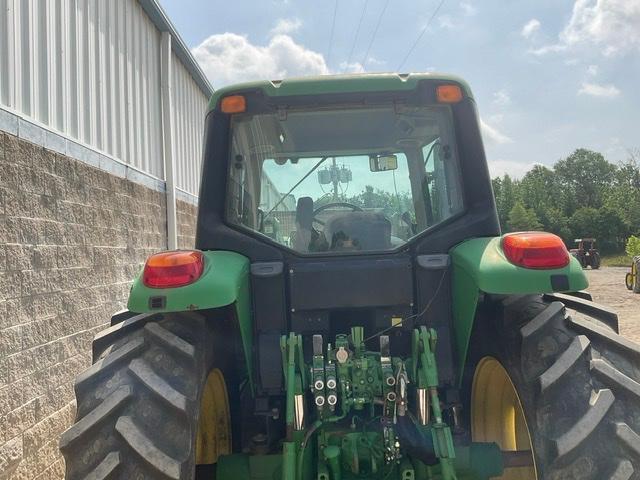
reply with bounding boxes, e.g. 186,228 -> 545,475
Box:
312,202 -> 363,226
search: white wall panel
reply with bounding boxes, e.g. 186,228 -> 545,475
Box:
171,50 -> 206,194
0,0 -> 210,195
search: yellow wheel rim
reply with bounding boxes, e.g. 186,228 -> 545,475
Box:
471,357 -> 538,480
196,368 -> 232,465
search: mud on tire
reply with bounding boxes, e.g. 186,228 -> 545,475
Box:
467,293 -> 640,480
60,312 -> 236,480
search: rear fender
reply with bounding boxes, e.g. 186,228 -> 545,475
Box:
450,236 -> 588,382
127,250 -> 253,389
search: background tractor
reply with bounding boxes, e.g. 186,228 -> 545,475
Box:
61,74 -> 640,480
570,238 -> 601,269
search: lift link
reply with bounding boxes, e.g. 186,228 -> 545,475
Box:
413,327 -> 458,480
281,333 -> 307,480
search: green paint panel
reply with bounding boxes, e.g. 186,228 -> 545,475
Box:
208,73 -> 474,112
450,236 -> 588,379
127,250 -> 250,313
451,236 -> 587,294
127,250 -> 254,390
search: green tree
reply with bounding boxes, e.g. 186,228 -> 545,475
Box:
554,149 -> 616,212
506,201 -> 542,232
592,206 -> 628,253
491,147 -> 637,254
604,153 -> 640,235
626,236 -> 640,257
568,207 -> 599,240
519,165 -> 562,216
345,185 -> 412,217
493,174 -> 519,230
539,206 -> 572,242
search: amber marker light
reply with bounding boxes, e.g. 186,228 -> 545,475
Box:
221,95 -> 246,113
436,84 -> 463,103
502,232 -> 570,269
142,250 -> 205,288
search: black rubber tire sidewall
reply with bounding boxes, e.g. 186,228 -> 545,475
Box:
463,294 -> 640,480
61,311 -> 241,480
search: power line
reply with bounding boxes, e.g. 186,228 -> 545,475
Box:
346,0 -> 369,68
396,0 -> 446,71
327,0 -> 339,66
361,0 -> 390,68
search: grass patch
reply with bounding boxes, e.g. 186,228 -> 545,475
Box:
601,255 -> 633,267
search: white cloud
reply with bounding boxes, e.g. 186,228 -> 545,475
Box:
530,44 -> 566,56
365,56 -> 386,67
460,2 -> 477,16
492,89 -> 511,107
338,61 -> 366,73
532,0 -> 640,56
192,33 -> 329,87
270,18 -> 302,36
521,19 -> 541,38
488,159 -> 537,179
586,64 -> 599,76
578,81 -> 621,97
436,4 -> 475,29
438,15 -> 456,30
480,118 -> 512,145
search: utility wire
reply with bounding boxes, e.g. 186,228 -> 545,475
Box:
396,0 -> 446,71
327,0 -> 339,66
346,0 -> 369,68
264,157 -> 328,219
361,0 -> 390,68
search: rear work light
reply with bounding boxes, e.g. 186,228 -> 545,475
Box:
502,232 -> 570,269
143,250 -> 205,288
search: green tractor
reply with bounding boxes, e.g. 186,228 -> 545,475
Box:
60,74 -> 640,480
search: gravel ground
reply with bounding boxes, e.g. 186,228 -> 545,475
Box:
584,266 -> 640,343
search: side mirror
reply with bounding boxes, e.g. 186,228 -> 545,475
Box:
370,154 -> 398,172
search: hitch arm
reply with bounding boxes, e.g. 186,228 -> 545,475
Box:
413,327 -> 458,480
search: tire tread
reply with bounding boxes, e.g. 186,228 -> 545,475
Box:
537,335 -> 590,393
85,452 -> 121,480
553,389 -> 615,460
60,386 -> 132,450
115,416 -> 182,480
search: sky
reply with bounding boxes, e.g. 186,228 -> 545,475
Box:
160,0 -> 640,178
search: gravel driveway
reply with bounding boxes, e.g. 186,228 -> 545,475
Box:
584,266 -> 640,343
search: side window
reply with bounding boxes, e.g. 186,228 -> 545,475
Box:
422,139 -> 463,223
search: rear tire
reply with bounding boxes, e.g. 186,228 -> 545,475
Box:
466,294 -> 640,480
578,254 -> 588,269
590,252 -> 601,270
60,312 -> 239,480
626,273 -> 634,291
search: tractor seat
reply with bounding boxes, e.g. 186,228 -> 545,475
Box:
323,211 -> 391,251
294,197 -> 314,252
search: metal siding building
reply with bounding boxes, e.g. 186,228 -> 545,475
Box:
0,0 -> 211,198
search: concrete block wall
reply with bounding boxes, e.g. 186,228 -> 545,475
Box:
0,132 -> 198,479
177,199 -> 198,249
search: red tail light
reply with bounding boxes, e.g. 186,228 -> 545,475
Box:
502,232 -> 570,269
143,250 -> 204,288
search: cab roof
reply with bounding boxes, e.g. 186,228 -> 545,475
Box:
207,72 -> 474,112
